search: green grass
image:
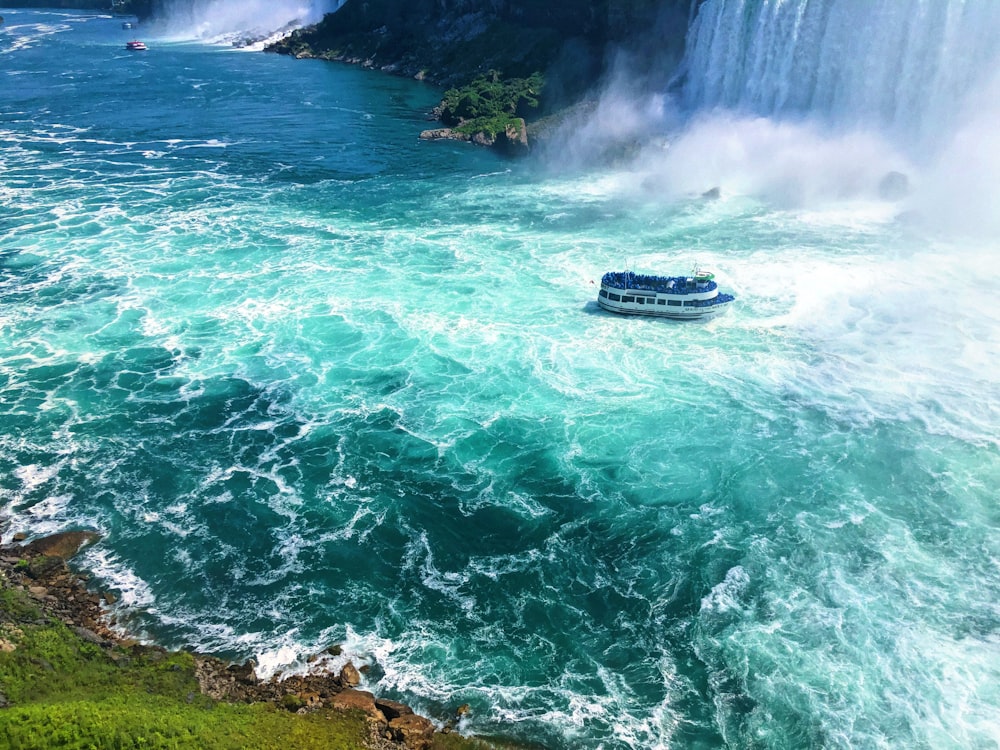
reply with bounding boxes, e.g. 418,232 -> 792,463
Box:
0,698 -> 372,750
0,584 -> 369,749
0,574 -> 503,750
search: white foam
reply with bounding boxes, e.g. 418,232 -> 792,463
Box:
24,493 -> 73,521
700,566 -> 750,615
14,463 -> 60,491
254,644 -> 301,678
79,548 -> 156,611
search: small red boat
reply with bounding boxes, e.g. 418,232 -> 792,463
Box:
125,40 -> 147,51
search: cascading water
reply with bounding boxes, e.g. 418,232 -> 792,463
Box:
680,0 -> 1000,147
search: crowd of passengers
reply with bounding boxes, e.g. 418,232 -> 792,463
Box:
601,271 -> 713,293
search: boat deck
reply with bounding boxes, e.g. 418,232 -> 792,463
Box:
601,271 -> 716,295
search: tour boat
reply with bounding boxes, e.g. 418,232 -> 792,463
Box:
122,22 -> 133,29
125,40 -> 147,51
597,268 -> 735,320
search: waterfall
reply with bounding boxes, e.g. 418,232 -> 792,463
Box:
679,0 -> 1000,145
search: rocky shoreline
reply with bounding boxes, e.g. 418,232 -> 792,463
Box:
0,531 -> 478,750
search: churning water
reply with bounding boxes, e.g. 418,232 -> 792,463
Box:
1,6 -> 998,749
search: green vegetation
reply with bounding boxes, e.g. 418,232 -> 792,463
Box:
0,584 -> 366,749
439,71 -> 544,137
1,699 -> 371,750
0,575 -> 504,749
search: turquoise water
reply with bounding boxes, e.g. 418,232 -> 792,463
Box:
2,9 -> 1000,749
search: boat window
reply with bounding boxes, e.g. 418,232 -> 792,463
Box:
609,293 -> 621,302
668,300 -> 681,307
683,301 -> 695,306
636,297 -> 645,304
622,296 -> 635,303
599,289 -> 608,298
657,299 -> 666,305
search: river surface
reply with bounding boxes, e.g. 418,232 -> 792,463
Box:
2,8 -> 999,749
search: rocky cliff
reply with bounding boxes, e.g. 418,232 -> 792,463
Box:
266,0 -> 696,96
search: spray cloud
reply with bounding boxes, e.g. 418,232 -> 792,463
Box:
154,0 -> 343,43
550,0 -> 1000,229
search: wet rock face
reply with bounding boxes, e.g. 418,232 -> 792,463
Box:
23,530 -> 100,560
331,688 -> 386,722
388,713 -> 435,749
340,661 -> 362,686
375,697 -> 413,721
268,0 -> 693,89
320,0 -> 678,41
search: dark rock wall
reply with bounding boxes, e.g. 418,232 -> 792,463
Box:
267,0 -> 696,95
308,0 -> 691,45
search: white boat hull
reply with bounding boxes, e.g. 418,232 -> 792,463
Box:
597,281 -> 734,320
597,296 -> 731,319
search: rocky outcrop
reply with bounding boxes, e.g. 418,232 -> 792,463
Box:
419,118 -> 527,154
498,118 -> 529,155
263,0 -> 695,155
0,531 -> 472,750
388,713 -> 436,749
267,0 -> 694,90
340,660 -> 362,687
419,127 -> 470,143
24,530 -> 100,559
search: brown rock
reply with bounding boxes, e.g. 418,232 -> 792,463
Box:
375,697 -> 413,721
299,690 -> 322,708
498,118 -> 530,156
24,531 -> 100,559
12,533 -> 27,542
471,131 -> 495,147
388,713 -> 435,750
228,660 -> 258,685
419,128 -> 470,142
340,661 -> 361,687
102,592 -> 117,605
331,688 -> 386,723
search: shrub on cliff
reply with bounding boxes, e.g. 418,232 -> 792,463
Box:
438,71 -> 544,136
